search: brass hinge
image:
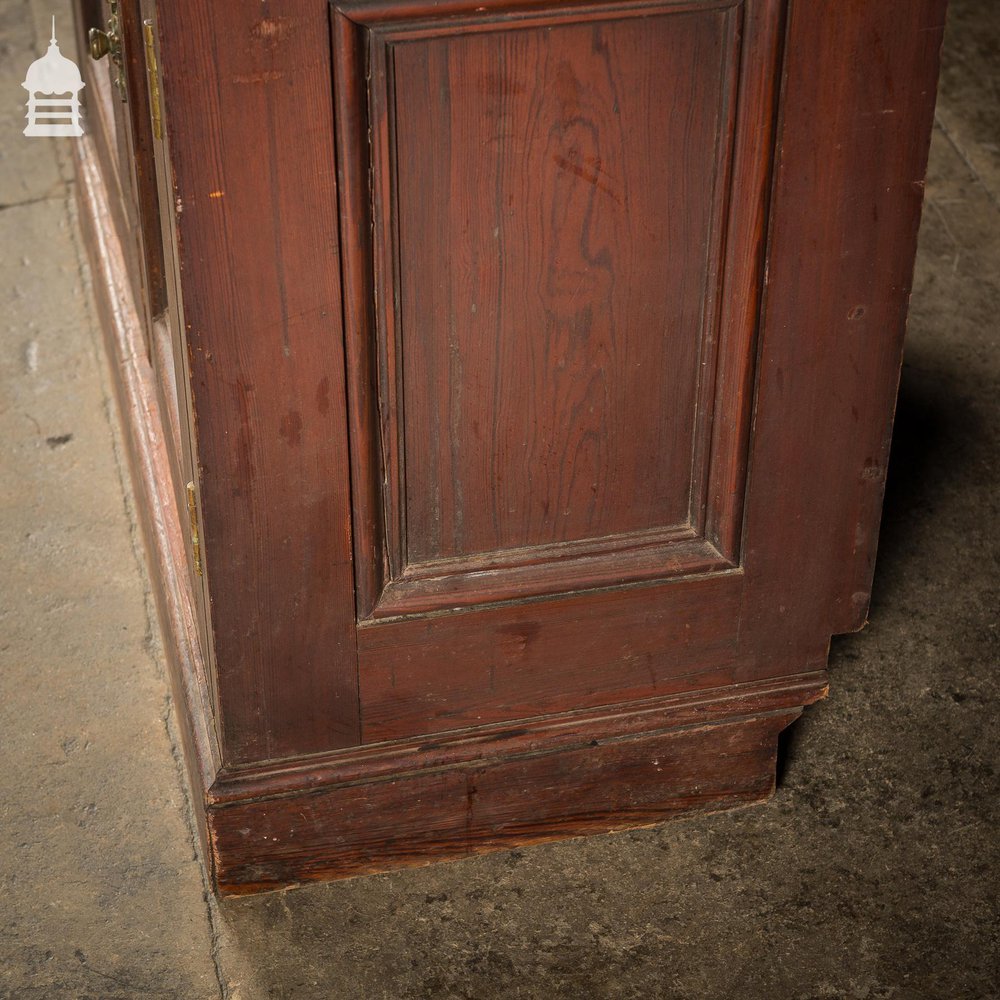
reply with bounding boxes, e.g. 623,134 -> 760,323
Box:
186,482 -> 203,576
142,20 -> 163,140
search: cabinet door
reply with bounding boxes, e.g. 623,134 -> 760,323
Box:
333,0 -> 784,740
74,0 -> 213,673
73,1 -> 184,488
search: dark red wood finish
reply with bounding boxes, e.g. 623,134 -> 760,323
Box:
74,0 -> 947,892
385,10 -> 730,558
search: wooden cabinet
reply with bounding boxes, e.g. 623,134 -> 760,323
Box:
73,0 -> 947,894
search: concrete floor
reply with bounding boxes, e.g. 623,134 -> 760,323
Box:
1,0 -> 997,997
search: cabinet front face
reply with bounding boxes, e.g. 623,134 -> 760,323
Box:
333,0 -> 784,740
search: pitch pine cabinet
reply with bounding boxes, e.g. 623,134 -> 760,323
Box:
73,0 -> 946,893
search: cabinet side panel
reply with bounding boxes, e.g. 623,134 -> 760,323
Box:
155,0 -> 361,764
738,0 -> 947,665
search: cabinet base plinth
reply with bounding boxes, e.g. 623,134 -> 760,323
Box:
208,691 -> 821,895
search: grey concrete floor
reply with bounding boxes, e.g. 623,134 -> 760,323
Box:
1,0 -> 998,997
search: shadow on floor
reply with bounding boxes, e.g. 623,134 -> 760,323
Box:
777,357 -> 982,788
873,364 -> 982,589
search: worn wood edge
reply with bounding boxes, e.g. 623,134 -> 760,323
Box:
370,537 -> 736,620
210,704 -> 809,895
214,790 -> 779,897
72,135 -> 221,877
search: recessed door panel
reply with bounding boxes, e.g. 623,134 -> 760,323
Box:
334,0 -> 778,621
394,14 -> 729,561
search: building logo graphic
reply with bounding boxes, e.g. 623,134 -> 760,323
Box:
22,17 -> 85,137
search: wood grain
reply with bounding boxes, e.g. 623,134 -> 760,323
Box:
214,671 -> 828,801
391,12 -> 730,560
212,716 -> 788,893
76,131 -> 828,895
359,570 -> 745,741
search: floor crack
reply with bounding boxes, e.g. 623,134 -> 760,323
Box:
0,186 -> 72,213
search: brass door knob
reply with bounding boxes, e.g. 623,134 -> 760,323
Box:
86,2 -> 125,101
88,26 -> 113,62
